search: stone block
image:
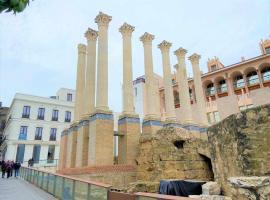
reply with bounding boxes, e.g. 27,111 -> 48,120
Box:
202,182 -> 221,195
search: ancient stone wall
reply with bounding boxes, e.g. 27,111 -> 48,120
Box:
136,127 -> 214,182
207,104 -> 270,195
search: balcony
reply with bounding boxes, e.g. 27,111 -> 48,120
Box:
37,115 -> 44,120
216,85 -> 228,94
22,114 -> 30,119
65,118 -> 71,122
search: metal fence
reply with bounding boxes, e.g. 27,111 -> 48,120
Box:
19,166 -> 197,200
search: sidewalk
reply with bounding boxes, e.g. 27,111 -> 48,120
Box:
0,176 -> 56,200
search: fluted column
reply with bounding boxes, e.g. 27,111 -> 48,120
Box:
74,44 -> 87,121
84,28 -> 98,115
119,23 -> 135,114
140,32 -> 159,118
174,48 -> 193,124
158,40 -> 176,121
95,12 -> 112,111
189,54 -> 208,126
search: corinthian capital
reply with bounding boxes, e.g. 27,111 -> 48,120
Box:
174,47 -> 187,58
188,53 -> 201,63
119,22 -> 135,36
140,32 -> 155,44
85,28 -> 98,41
78,44 -> 86,54
158,40 -> 172,52
95,12 -> 112,27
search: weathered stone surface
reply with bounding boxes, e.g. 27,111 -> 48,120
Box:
136,127 -> 214,182
207,104 -> 270,195
228,176 -> 270,200
127,181 -> 160,193
189,195 -> 232,200
202,182 -> 221,195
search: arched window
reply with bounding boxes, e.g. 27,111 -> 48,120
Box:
246,71 -> 259,85
206,83 -> 215,96
234,75 -> 244,88
217,79 -> 227,93
262,67 -> 270,82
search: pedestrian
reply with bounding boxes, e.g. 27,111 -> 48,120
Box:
10,160 -> 14,177
6,160 -> 12,178
14,162 -> 21,177
1,160 -> 6,178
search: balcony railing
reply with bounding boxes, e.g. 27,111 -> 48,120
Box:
247,77 -> 259,86
37,115 -> 44,120
22,114 -> 30,118
51,117 -> 58,121
216,85 -> 228,93
263,74 -> 270,82
205,89 -> 215,96
233,80 -> 245,89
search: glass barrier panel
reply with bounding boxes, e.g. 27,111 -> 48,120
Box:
26,168 -> 30,181
47,174 -> 56,194
74,181 -> 88,200
38,171 -> 43,187
34,170 -> 38,185
42,173 -> 49,191
63,178 -> 74,199
89,184 -> 108,200
54,176 -> 64,199
30,169 -> 34,183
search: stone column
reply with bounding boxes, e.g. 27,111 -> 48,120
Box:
257,69 -> 264,88
74,44 -> 87,121
189,54 -> 208,126
174,48 -> 193,124
119,23 -> 135,114
140,32 -> 159,119
95,12 -> 112,111
84,28 -> 98,115
140,32 -> 163,134
158,40 -> 176,121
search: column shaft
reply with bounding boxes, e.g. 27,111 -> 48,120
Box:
84,29 -> 98,115
74,44 -> 87,121
119,23 -> 135,114
158,41 -> 176,121
189,54 -> 208,126
174,48 -> 193,124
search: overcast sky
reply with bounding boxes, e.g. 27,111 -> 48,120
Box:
0,0 -> 269,112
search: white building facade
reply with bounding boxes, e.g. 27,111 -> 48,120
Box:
2,88 -> 75,166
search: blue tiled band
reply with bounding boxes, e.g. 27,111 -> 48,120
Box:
142,120 -> 163,127
89,113 -> 113,122
163,123 -> 184,128
183,125 -> 207,133
118,117 -> 140,125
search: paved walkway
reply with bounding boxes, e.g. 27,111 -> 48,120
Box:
0,176 -> 56,200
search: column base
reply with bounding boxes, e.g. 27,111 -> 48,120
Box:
118,114 -> 140,165
88,110 -> 114,166
142,116 -> 163,134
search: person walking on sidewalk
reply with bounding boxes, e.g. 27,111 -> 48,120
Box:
1,160 -> 6,178
14,161 -> 21,177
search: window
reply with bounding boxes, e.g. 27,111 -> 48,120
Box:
32,145 -> 41,164
211,65 -> 217,71
37,108 -> 45,120
206,83 -> 215,96
22,106 -> 30,118
18,126 -> 28,140
234,75 -> 244,88
246,71 -> 259,86
47,145 -> 55,163
35,127 -> 43,140
213,111 -> 221,123
67,93 -> 72,101
266,47 -> 270,54
65,111 -> 71,122
52,110 -> 59,121
262,68 -> 270,82
50,128 -> 57,141
16,144 -> 25,163
217,80 -> 227,93
207,113 -> 212,124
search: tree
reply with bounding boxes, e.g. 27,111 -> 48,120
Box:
0,0 -> 31,14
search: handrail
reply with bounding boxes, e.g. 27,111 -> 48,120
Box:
23,166 -> 112,188
135,192 -> 200,200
